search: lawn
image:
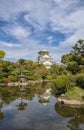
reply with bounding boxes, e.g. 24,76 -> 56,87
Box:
65,87 -> 84,101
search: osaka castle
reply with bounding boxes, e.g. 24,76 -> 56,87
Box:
37,49 -> 53,69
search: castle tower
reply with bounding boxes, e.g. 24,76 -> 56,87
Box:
37,49 -> 53,69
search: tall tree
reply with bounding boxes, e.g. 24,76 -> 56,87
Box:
61,39 -> 84,74
72,39 -> 84,55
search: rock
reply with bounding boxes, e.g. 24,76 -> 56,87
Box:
57,98 -> 84,107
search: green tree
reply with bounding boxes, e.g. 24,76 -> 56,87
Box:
18,59 -> 25,65
72,39 -> 84,55
0,50 -> 5,60
67,61 -> 80,74
61,39 -> 84,74
0,50 -> 6,82
18,59 -> 25,78
76,74 -> 84,88
23,60 -> 35,80
61,54 -> 73,64
50,64 -> 68,78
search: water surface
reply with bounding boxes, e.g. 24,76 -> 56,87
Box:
0,82 -> 84,130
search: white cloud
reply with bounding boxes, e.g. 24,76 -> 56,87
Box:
0,38 -> 46,61
2,25 -> 31,40
0,0 -> 51,23
51,28 -> 84,63
51,9 -> 84,33
10,26 -> 31,39
0,0 -> 84,63
0,41 -> 21,48
24,0 -> 52,30
54,0 -> 79,9
0,0 -> 31,19
49,0 -> 84,62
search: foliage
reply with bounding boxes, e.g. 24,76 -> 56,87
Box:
65,86 -> 84,101
61,54 -> 73,64
0,50 -> 5,60
23,60 -> 36,80
75,73 -> 84,88
61,39 -> 84,74
0,40 -> 84,85
8,75 -> 18,82
55,75 -> 76,89
50,64 -> 68,78
67,61 -> 80,74
0,50 -> 6,78
71,39 -> 84,55
34,63 -> 49,80
0,53 -> 49,82
18,59 -> 25,65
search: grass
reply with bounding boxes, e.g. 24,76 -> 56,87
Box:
65,87 -> 84,101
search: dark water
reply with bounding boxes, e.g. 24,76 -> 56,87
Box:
0,82 -> 84,130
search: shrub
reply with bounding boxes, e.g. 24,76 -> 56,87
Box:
76,73 -> 84,88
8,75 -> 18,82
55,75 -> 76,90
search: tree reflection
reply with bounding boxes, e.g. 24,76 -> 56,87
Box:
55,103 -> 84,130
0,102 -> 4,120
0,111 -> 4,120
16,85 -> 28,111
16,99 -> 27,111
0,86 -> 20,104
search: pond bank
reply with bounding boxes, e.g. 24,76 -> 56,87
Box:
57,95 -> 84,107
0,79 -> 55,86
56,86 -> 84,108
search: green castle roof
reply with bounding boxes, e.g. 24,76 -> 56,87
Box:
41,49 -> 48,52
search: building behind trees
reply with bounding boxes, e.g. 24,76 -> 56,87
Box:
37,49 -> 53,69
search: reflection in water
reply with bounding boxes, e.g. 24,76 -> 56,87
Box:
0,82 -> 84,130
55,103 -> 84,130
0,101 -> 4,120
38,88 -> 51,106
16,99 -> 28,111
16,85 -> 28,111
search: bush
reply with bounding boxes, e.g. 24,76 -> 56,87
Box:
46,75 -> 52,80
55,75 -> 76,90
76,73 -> 84,88
8,75 -> 18,82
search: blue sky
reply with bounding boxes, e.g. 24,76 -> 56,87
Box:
0,0 -> 84,63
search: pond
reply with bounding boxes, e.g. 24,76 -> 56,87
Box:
0,82 -> 84,130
